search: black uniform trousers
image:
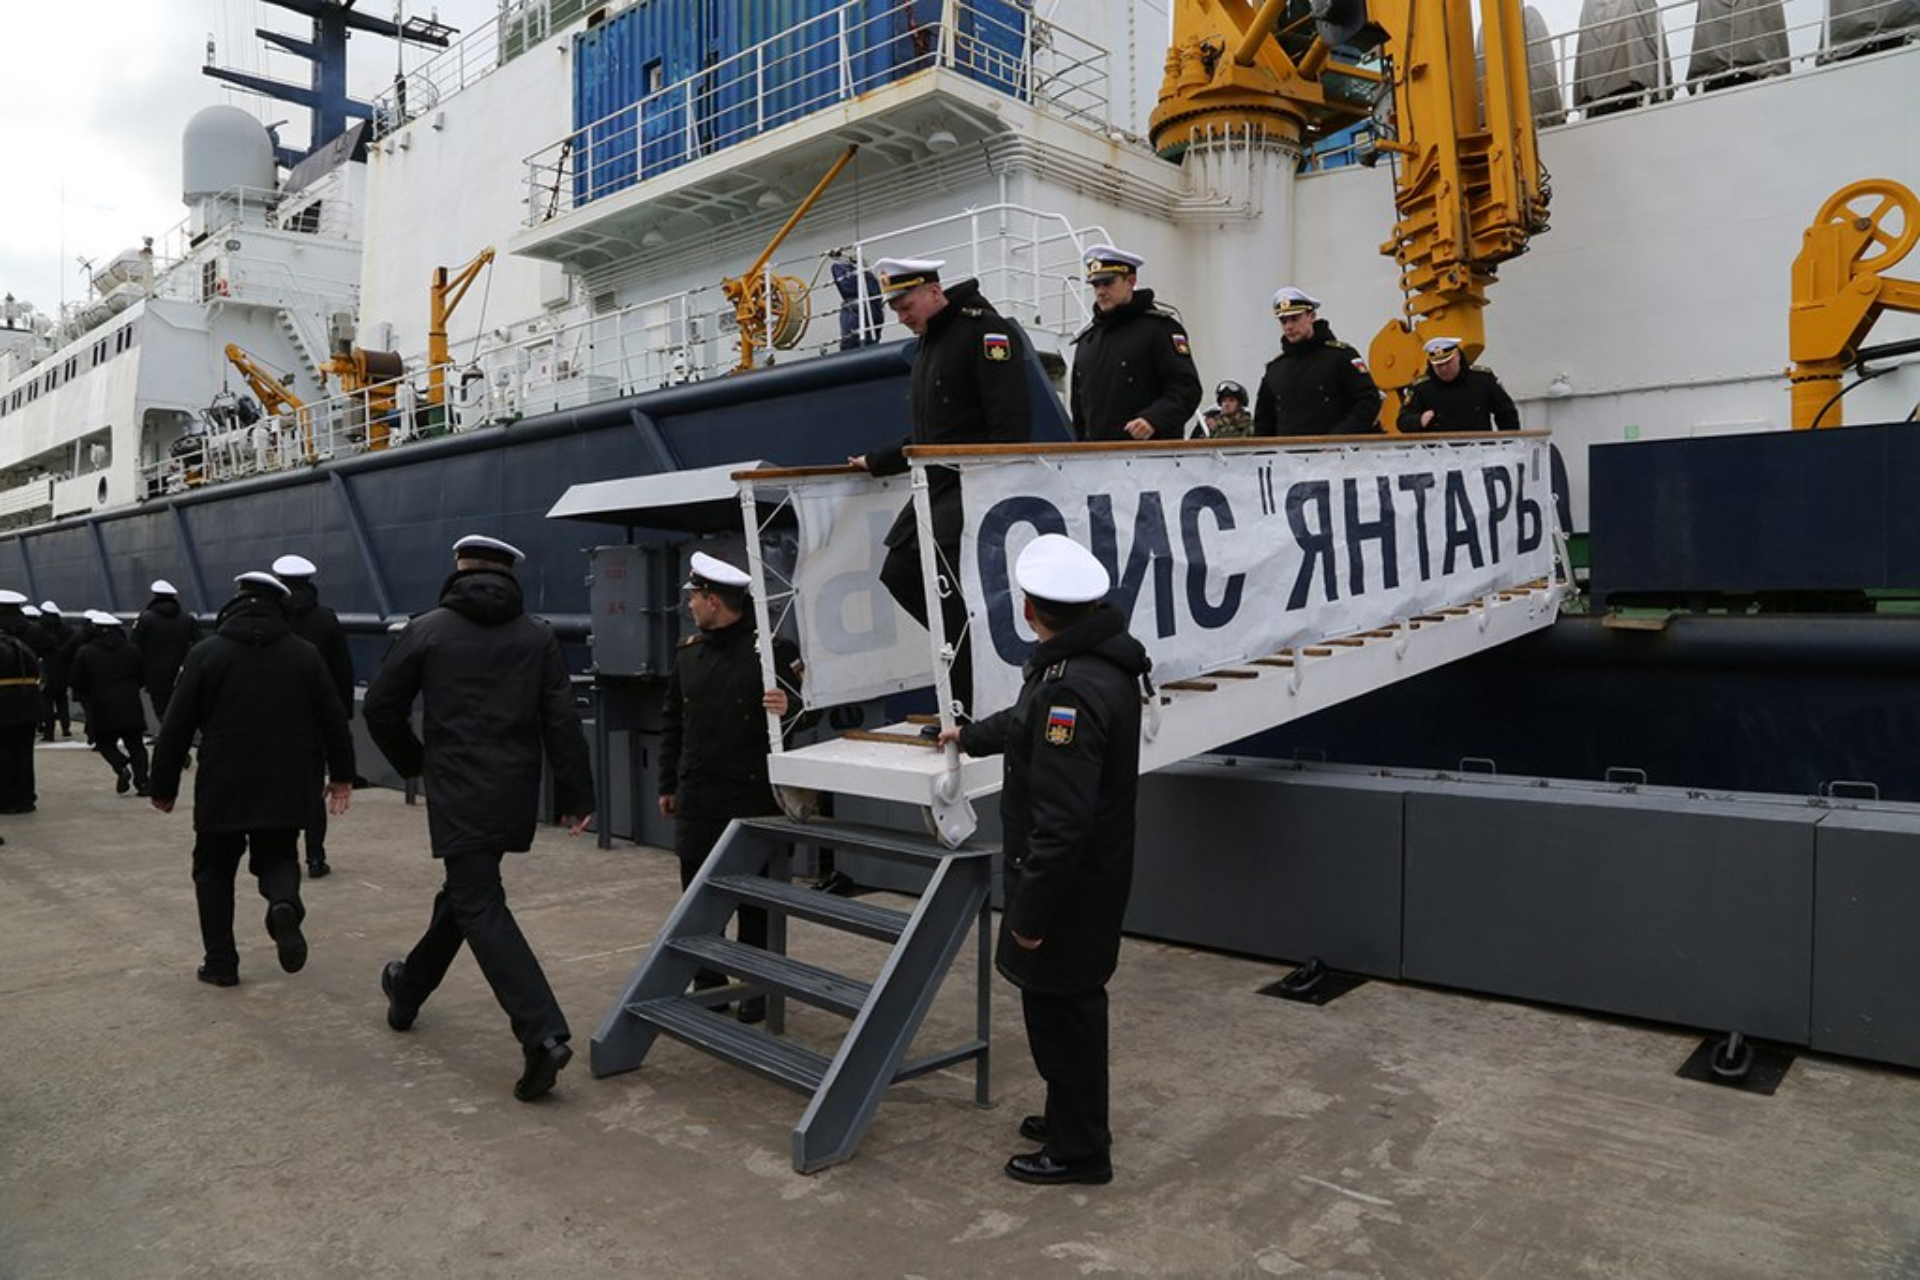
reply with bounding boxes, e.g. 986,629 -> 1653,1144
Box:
675,815 -> 769,990
41,689 -> 70,739
1021,985 -> 1112,1165
0,724 -> 36,811
302,749 -> 328,868
95,731 -> 150,789
192,827 -> 302,976
395,850 -> 568,1048
878,486 -> 974,712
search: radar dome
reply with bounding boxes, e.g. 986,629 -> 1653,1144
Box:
182,106 -> 276,202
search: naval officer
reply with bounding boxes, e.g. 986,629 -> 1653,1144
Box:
939,534 -> 1151,1186
1068,244 -> 1201,442
365,534 -> 595,1102
1396,337 -> 1522,432
848,256 -> 1032,714
273,553 -> 357,878
1252,286 -> 1383,435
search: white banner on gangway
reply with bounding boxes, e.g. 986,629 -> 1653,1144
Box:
955,439 -> 1557,714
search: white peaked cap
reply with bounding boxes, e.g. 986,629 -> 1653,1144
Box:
0,590 -> 25,605
1083,244 -> 1146,278
1015,534 -> 1111,604
452,533 -> 525,565
21,605 -> 40,618
86,610 -> 122,627
1424,336 -> 1464,359
272,554 -> 318,577
234,571 -> 291,597
685,551 -> 751,590
38,601 -> 60,614
872,257 -> 944,298
1271,286 -> 1321,314
151,579 -> 178,595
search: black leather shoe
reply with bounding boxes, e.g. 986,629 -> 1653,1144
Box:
196,965 -> 239,988
736,997 -> 767,1025
1019,1114 -> 1050,1143
307,860 -> 331,879
514,1036 -> 573,1102
1005,1152 -> 1112,1186
266,902 -> 307,974
114,769 -> 131,795
381,960 -> 417,1031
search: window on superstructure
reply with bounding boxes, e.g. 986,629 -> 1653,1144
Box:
285,202 -> 322,235
65,357 -> 77,380
202,261 -> 219,302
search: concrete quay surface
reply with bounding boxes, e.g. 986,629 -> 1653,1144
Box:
3,743 -> 1918,1279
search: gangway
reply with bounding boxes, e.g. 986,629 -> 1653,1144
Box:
583,433 -> 1567,1172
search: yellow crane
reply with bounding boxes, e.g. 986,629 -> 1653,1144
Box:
722,144 -> 859,374
1788,179 -> 1920,429
222,342 -> 314,459
428,246 -> 496,414
1150,0 -> 1551,428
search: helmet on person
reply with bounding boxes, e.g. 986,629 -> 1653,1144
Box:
1215,380 -> 1247,402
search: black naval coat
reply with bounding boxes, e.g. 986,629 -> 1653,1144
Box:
659,616 -> 805,823
0,617 -> 46,728
958,605 -> 1150,995
131,595 -> 201,699
36,615 -> 75,689
285,580 -> 356,718
68,627 -> 148,737
148,596 -> 355,831
1253,319 -> 1384,435
363,567 -> 594,858
866,278 -> 1033,545
1396,364 -> 1522,432
1068,288 -> 1203,442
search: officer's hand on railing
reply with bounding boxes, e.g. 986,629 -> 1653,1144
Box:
1123,418 -> 1154,440
764,689 -> 789,717
846,454 -> 870,471
936,726 -> 962,747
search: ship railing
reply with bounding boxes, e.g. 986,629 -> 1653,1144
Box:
126,184 -> 360,305
1304,0 -> 1918,169
523,0 -> 1111,226
130,204 -> 1106,498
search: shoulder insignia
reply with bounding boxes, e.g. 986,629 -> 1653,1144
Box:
1409,373 -> 1431,386
1043,704 -> 1077,747
1471,364 -> 1496,376
983,332 -> 1012,362
960,304 -> 990,318
1171,332 -> 1192,358
677,633 -> 706,649
1326,339 -> 1355,351
1146,300 -> 1183,321
1043,658 -> 1070,682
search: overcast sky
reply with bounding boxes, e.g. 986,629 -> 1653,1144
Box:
0,0 -> 1823,319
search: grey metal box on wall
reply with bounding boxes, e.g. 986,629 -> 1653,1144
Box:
586,543 -> 681,677
1812,808 -> 1920,1069
1403,782 -> 1818,1043
1130,758 -> 1405,978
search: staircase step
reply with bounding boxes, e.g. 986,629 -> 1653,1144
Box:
710,875 -> 911,943
629,996 -> 828,1093
737,815 -> 997,863
669,935 -> 873,1018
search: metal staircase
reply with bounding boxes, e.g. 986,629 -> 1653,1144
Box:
591,815 -> 996,1173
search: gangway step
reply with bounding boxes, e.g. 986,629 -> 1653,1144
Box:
667,934 -> 874,1017
709,874 -> 912,943
629,996 -> 830,1093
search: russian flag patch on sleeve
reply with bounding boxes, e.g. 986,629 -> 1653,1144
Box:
1044,705 -> 1077,746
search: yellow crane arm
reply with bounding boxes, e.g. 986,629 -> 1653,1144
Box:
1788,179 -> 1920,429
222,343 -> 305,417
429,246 -> 497,408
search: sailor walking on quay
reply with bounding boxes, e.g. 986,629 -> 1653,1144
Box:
149,572 -> 356,988
35,602 -> 75,741
1397,336 -> 1522,432
1068,244 -> 1201,442
364,534 -> 595,1102
848,256 -> 1033,715
68,611 -> 151,798
273,553 -> 357,879
1253,287 -> 1383,435
658,551 -> 808,1024
940,535 -> 1151,1186
0,591 -> 47,813
132,579 -> 201,723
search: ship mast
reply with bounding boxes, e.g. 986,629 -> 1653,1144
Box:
203,0 -> 454,168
